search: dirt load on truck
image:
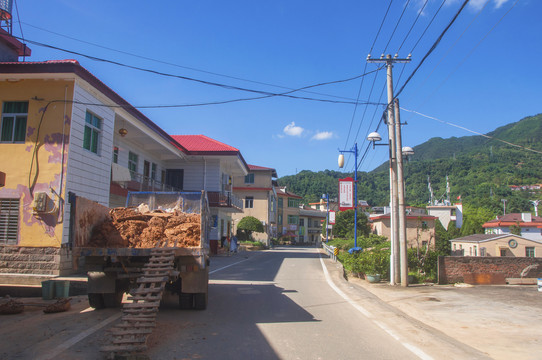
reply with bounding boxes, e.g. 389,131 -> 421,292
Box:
88,207 -> 201,248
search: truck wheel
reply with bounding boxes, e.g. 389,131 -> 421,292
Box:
194,293 -> 207,310
103,291 -> 124,308
88,293 -> 105,309
179,292 -> 193,309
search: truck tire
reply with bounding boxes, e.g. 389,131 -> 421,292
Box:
179,292 -> 193,309
194,292 -> 207,310
103,291 -> 124,308
88,293 -> 105,309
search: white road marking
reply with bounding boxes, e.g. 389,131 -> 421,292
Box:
209,258 -> 249,274
210,279 -> 275,285
36,312 -> 121,360
318,252 -> 433,360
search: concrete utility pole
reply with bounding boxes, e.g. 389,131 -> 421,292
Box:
367,54 -> 411,287
394,98 -> 408,288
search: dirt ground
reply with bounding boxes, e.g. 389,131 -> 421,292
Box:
88,207 -> 200,248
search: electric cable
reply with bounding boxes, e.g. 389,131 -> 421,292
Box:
13,36 -> 385,106
401,107 -> 542,155
382,0 -> 412,53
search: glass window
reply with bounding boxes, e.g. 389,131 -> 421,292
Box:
526,247 -> 535,257
299,218 -> 304,226
112,146 -> 119,163
278,214 -> 283,225
500,249 -> 506,257
244,173 -> 254,184
128,151 -> 138,173
288,215 -> 298,225
151,163 -> 157,180
245,196 -> 254,209
288,198 -> 300,208
83,111 -> 101,154
278,198 -> 283,209
1,101 -> 28,143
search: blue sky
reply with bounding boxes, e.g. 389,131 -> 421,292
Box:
10,0 -> 542,177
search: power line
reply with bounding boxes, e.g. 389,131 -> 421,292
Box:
401,107 -> 542,155
342,0 -> 394,151
382,0 -> 412,53
17,21 -> 360,102
14,36 -> 385,106
394,0 -> 470,100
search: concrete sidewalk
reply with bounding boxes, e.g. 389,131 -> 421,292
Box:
323,253 -> 542,360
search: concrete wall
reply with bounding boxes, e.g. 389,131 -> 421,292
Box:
438,256 -> 542,285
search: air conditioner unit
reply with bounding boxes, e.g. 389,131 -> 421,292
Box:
33,192 -> 48,213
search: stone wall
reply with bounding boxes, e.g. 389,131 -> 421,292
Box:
438,256 -> 542,285
0,245 -> 76,285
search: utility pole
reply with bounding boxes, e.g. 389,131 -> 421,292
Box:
368,54 -> 411,287
394,98 -> 408,288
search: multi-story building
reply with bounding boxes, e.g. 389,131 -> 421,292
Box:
276,187 -> 303,243
0,38 -> 246,283
482,213 -> 542,241
231,164 -> 277,245
370,213 -> 438,249
299,207 -> 326,244
427,203 -> 463,229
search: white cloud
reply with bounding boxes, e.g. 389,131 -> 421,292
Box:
311,131 -> 333,140
493,0 -> 509,9
283,122 -> 304,137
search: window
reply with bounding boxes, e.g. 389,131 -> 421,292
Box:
1,101 -> 28,143
278,198 -> 283,209
128,151 -> 138,173
308,218 -> 312,228
278,214 -> 283,225
288,198 -> 300,208
422,241 -> 428,248
288,215 -> 298,225
299,218 -> 305,226
151,163 -> 157,180
421,221 -> 428,230
474,246 -> 477,256
245,196 -> 254,209
112,146 -> 119,163
0,198 -> 19,244
83,111 -> 102,154
500,249 -> 507,257
244,173 -> 254,184
526,247 -> 535,257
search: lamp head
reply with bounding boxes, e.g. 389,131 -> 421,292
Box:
367,131 -> 382,142
402,146 -> 414,156
338,154 -> 345,168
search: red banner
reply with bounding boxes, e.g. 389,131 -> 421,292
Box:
339,177 -> 354,211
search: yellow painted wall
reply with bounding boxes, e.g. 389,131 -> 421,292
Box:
0,79 -> 75,247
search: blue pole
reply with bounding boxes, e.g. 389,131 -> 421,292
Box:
326,194 -> 329,243
354,143 -> 358,248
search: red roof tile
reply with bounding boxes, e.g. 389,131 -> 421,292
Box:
170,135 -> 239,153
248,164 -> 277,177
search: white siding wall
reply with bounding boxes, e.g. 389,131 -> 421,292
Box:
61,84 -> 114,243
114,137 -> 167,184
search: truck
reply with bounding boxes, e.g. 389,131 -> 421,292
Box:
71,191 -> 210,310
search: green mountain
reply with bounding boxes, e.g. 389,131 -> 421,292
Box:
278,114 -> 542,215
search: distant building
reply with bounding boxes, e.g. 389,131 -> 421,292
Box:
450,234 -> 541,257
370,213 -> 438,249
427,203 -> 463,229
276,187 -> 303,243
232,164 -> 278,245
299,207 -> 326,245
482,213 -> 542,241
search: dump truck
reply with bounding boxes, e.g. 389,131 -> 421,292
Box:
72,191 -> 210,310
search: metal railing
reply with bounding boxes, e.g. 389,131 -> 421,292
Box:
114,171 -> 179,192
322,243 -> 337,262
207,191 -> 243,210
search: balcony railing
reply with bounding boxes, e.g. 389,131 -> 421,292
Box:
114,171 -> 180,192
207,191 -> 243,211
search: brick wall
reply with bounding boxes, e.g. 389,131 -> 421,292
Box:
438,256 -> 542,285
0,245 -> 76,284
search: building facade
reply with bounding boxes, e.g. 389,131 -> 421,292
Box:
276,187 -> 303,243
482,213 -> 542,241
450,234 -> 542,257
232,165 -> 277,245
370,214 -> 438,249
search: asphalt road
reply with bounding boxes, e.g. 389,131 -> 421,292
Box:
0,246 -> 498,359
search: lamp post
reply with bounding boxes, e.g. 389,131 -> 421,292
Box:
321,194 -> 329,243
338,143 -> 359,249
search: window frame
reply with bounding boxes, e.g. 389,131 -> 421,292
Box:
112,146 -> 119,163
526,247 -> 535,257
1,101 -> 28,143
245,196 -> 254,209
288,215 -> 299,225
83,111 -> 102,154
244,173 -> 255,184
0,198 -> 20,244
128,151 -> 138,173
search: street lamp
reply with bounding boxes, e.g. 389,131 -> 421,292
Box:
321,194 -> 329,243
338,143 -> 361,251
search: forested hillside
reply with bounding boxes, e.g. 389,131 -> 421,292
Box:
278,114 -> 542,216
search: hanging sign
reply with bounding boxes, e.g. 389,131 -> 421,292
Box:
329,211 -> 336,225
339,177 -> 354,211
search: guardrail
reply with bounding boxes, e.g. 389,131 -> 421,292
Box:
322,243 -> 337,262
